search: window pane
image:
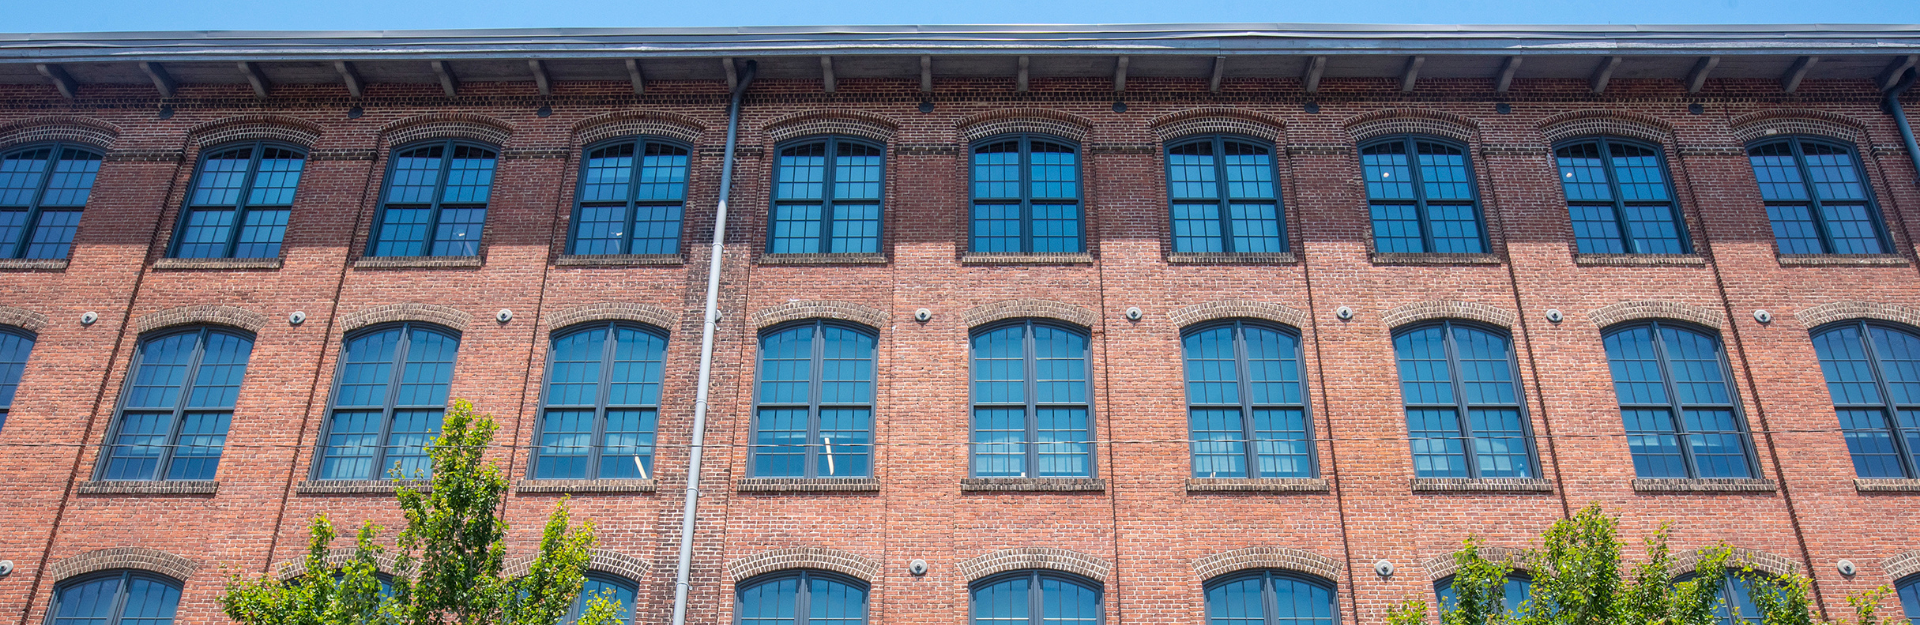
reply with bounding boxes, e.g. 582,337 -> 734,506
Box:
191,147 -> 253,206
430,207 -> 485,256
126,333 -> 195,409
1897,578 -> 1920,625
1407,408 -> 1468,477
535,409 -> 593,479
546,329 -> 606,407
1036,407 -> 1090,477
1229,203 -> 1283,253
103,412 -> 170,480
819,408 -> 872,477
248,148 -> 305,206
739,576 -> 800,625
630,204 -> 683,255
1623,408 -> 1688,478
1245,325 -> 1304,405
384,408 -> 443,479
809,576 -> 867,625
1609,142 -> 1670,201
39,148 -> 101,207
1271,576 -> 1336,625
972,576 -> 1030,625
835,142 -> 883,200
973,407 -> 1027,477
973,142 -> 1021,199
610,327 -> 666,406
0,148 -> 51,207
1451,326 -> 1516,405
1171,203 -> 1223,253
373,207 -> 431,257
1820,204 -> 1884,254
1395,327 -> 1454,404
336,330 -> 401,408
1029,142 -> 1078,200
1622,204 -> 1684,254
1184,327 -> 1239,405
1222,142 -> 1275,199
1606,327 -> 1670,404
399,328 -> 457,407
441,145 -> 496,203
755,407 -> 808,478
576,204 -> 631,255
777,143 -> 827,200
1660,327 -> 1730,405
759,326 -> 814,404
386,146 -> 444,203
1749,144 -> 1807,201
1684,408 -> 1752,478
1803,143 -> 1867,201
1361,143 -> 1414,200
233,208 -> 289,258
166,411 -> 229,480
1032,326 -> 1087,404
1031,203 -> 1081,253
569,576 -> 635,624
972,203 -> 1022,253
973,326 -> 1027,404
1040,576 -> 1100,625
1206,576 -> 1265,625
820,326 -> 875,404
1556,143 -> 1611,201
25,210 -> 80,259
771,204 -> 824,254
1569,204 -> 1626,254
582,143 -> 636,202
0,331 -> 33,409
637,144 -> 688,201
1168,142 -> 1218,200
1370,204 -> 1423,253
1836,408 -> 1904,478
1469,407 -> 1530,478
319,410 -> 382,480
1416,142 -> 1473,200
601,408 -> 657,479
1253,409 -> 1312,478
1191,407 -> 1248,478
1426,204 -> 1483,253
52,576 -> 123,625
830,204 -> 881,254
189,331 -> 252,408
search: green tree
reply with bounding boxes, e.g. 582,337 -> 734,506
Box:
220,400 -> 621,625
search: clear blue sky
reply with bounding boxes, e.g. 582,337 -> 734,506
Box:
7,0 -> 1920,33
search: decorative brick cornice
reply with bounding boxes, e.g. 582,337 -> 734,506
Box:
1193,547 -> 1342,582
763,109 -> 901,144
961,298 -> 1096,329
1671,546 -> 1798,577
49,547 -> 196,583
1344,108 -> 1477,143
0,115 -> 119,151
1589,300 -> 1725,331
382,112 -> 513,147
1422,545 -> 1528,581
547,302 -> 679,333
504,549 -> 650,582
1797,301 -> 1920,330
1730,109 -> 1866,145
1169,300 -> 1309,330
1538,109 -> 1676,145
958,547 -> 1110,583
0,305 -> 50,332
751,300 -> 889,331
727,547 -> 882,583
1884,550 -> 1920,581
275,547 -> 401,580
339,303 -> 470,334
188,114 -> 324,148
574,110 -> 706,146
1148,107 -> 1285,143
1382,300 -> 1516,330
958,108 -> 1092,143
134,304 -> 269,334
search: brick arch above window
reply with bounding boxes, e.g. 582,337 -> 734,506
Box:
1344,108 -> 1478,144
1382,300 -> 1516,330
1589,300 -> 1725,331
751,300 -> 889,332
1730,109 -> 1867,145
547,302 -> 680,333
727,546 -> 882,584
1796,301 -> 1920,330
957,108 -> 1092,144
339,303 -> 471,334
1193,546 -> 1342,582
133,304 -> 270,335
763,109 -> 900,145
1421,545 -> 1529,581
1149,108 -> 1285,143
48,547 -> 197,584
274,547 -> 403,581
0,305 -> 50,333
1883,549 -> 1920,581
187,114 -> 324,149
0,115 -> 120,151
1538,109 -> 1676,146
962,298 -> 1096,330
1671,547 -> 1799,578
1169,300 -> 1308,330
573,110 -> 706,146
382,112 -> 514,147
958,547 -> 1111,583
502,548 -> 650,582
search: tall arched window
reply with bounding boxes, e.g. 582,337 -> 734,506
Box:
171,141 -> 306,259
1436,574 -> 1532,617
1602,321 -> 1753,479
1810,320 -> 1920,478
769,136 -> 885,255
317,323 -> 459,480
566,573 -> 637,624
369,139 -> 497,257
1204,570 -> 1336,625
0,326 -> 35,433
49,571 -> 182,625
0,141 -> 101,259
1896,575 -> 1920,625
98,326 -> 254,481
1182,321 -> 1312,478
971,320 -> 1094,478
753,320 -> 876,478
1555,137 -> 1688,255
737,570 -> 869,625
970,135 -> 1082,254
1166,135 -> 1285,254
1392,321 -> 1535,479
1360,136 -> 1485,254
1747,136 -> 1888,255
532,322 -> 667,480
1677,569 -> 1762,625
570,137 -> 690,256
972,570 -> 1100,625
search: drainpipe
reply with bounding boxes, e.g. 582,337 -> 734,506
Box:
670,58 -> 755,625
1889,68 -> 1920,188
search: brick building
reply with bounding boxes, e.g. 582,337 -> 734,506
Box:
1,23 -> 1919,625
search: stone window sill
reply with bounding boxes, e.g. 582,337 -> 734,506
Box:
514,479 -> 657,493
77,480 -> 218,495
1573,253 -> 1707,267
1411,477 -> 1554,493
153,257 -> 282,271
353,256 -> 483,269
1167,252 -> 1298,265
1777,254 -> 1909,267
757,253 -> 889,266
959,252 -> 1094,266
296,479 -> 432,495
555,254 -> 684,267
1854,478 -> 1920,493
1631,478 -> 1777,493
1370,252 -> 1502,266
1186,477 -> 1328,492
961,477 -> 1106,492
0,258 -> 68,271
737,477 -> 881,492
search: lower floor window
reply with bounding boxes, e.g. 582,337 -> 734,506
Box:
738,570 -> 868,625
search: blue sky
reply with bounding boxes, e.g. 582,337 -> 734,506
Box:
7,0 -> 1919,33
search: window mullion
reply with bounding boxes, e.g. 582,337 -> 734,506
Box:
105,571 -> 134,625
372,324 -> 412,479
807,322 -> 827,478
819,139 -> 839,253
623,140 -> 645,254
1029,572 -> 1044,625
16,143 -> 64,259
1856,322 -> 1918,478
1232,323 -> 1261,476
1437,323 -> 1479,478
1024,323 -> 1040,477
1646,322 -> 1701,478
794,572 -> 811,625
1404,139 -> 1435,253
1214,138 -> 1237,254
1264,573 -> 1282,625
223,143 -> 266,258
590,323 -> 619,477
1787,139 -> 1838,254
1020,138 -> 1034,254
158,329 -> 212,480
1598,139 -> 1638,254
421,141 -> 455,255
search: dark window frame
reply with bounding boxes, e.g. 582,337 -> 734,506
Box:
566,571 -> 639,624
1390,319 -> 1540,479
1179,319 -> 1317,478
1201,569 -> 1340,625
1551,135 -> 1693,255
566,135 -> 694,256
1674,569 -> 1767,625
50,570 -> 183,625
765,134 -> 888,255
526,320 -> 670,481
167,140 -> 308,259
748,319 -> 879,479
1746,135 -> 1892,255
1895,573 -> 1920,624
94,325 -> 254,482
1601,319 -> 1759,480
734,569 -> 871,625
1358,134 -> 1489,254
967,133 -> 1087,254
968,319 -> 1099,479
1433,572 -> 1533,617
0,324 -> 36,434
366,138 -> 499,258
1163,133 -> 1288,254
969,570 -> 1103,625
311,321 -> 462,481
0,140 -> 103,260
1811,319 -> 1920,479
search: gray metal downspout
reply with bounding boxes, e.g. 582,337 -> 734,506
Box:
1889,68 -> 1920,188
670,58 -> 755,625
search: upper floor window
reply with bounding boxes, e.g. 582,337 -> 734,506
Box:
532,322 -> 666,480
1393,321 -> 1535,479
1556,137 -> 1688,255
50,571 -> 181,625
1204,570 -> 1336,625
972,571 -> 1099,625
565,573 -> 637,624
1167,136 -> 1285,254
370,140 -> 496,257
1183,321 -> 1312,478
1436,574 -> 1532,617
1361,136 -> 1485,254
971,320 -> 1094,478
0,327 -> 34,433
1811,320 -> 1920,479
752,320 -> 876,478
737,570 -> 868,625
1602,321 -> 1753,479
317,323 -> 458,481
99,327 -> 253,481
172,141 -> 306,259
1897,575 -> 1920,625
971,135 -> 1083,254
571,137 -> 689,256
0,142 -> 101,259
770,137 -> 884,255
1748,137 -> 1888,255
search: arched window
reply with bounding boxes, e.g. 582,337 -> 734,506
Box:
1810,320 -> 1920,478
1675,569 -> 1763,625
1602,321 -> 1753,479
1166,136 -> 1285,254
971,320 -> 1094,478
1555,137 -> 1688,255
1182,321 -> 1312,478
752,321 -> 876,478
171,141 -> 306,259
0,326 -> 35,433
98,327 -> 254,481
1204,570 -> 1335,625
532,322 -> 667,480
317,323 -> 460,480
769,136 -> 885,255
369,139 -> 497,257
566,573 -> 637,624
737,570 -> 868,625
49,571 -> 182,625
1360,136 -> 1485,254
1896,575 -> 1920,625
1392,321 -> 1534,479
0,141 -> 101,259
570,137 -> 690,256
970,135 -> 1082,254
1435,574 -> 1532,617
972,570 -> 1099,625
1747,137 -> 1888,255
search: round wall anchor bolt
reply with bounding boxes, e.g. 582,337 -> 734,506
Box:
1837,559 -> 1857,576
289,311 -> 307,326
1124,306 -> 1143,321
0,560 -> 14,576
80,311 -> 99,326
908,559 -> 929,576
914,308 -> 932,323
1545,309 -> 1564,323
496,309 -> 514,324
1335,306 -> 1355,321
1753,309 -> 1773,324
1373,559 -> 1394,577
